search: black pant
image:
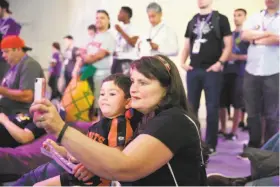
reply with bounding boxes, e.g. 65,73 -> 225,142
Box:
244,71 -> 279,148
0,124 -> 21,148
64,71 -> 72,88
187,68 -> 222,149
48,75 -> 61,100
111,59 -> 132,75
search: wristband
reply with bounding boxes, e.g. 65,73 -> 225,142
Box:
56,123 -> 69,144
218,60 -> 225,65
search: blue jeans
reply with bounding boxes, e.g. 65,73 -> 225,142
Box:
12,161 -> 64,186
187,68 -> 222,148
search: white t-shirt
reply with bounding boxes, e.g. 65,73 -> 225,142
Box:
85,31 -> 116,70
114,23 -> 139,60
137,22 -> 178,57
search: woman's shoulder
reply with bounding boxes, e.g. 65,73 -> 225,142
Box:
150,107 -> 198,131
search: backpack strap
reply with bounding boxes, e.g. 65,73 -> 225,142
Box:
211,10 -> 221,39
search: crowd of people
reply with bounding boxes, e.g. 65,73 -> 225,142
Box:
0,0 -> 278,186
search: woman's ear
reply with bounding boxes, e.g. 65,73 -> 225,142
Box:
125,98 -> 131,109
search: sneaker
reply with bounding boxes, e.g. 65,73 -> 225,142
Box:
237,152 -> 249,160
225,133 -> 237,141
238,121 -> 245,128
207,173 -> 248,186
208,147 -> 217,156
218,130 -> 226,138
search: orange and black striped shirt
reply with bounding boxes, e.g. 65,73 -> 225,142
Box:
60,114 -> 134,186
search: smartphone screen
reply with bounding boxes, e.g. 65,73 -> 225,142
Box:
34,78 -> 46,101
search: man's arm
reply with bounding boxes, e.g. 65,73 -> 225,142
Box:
83,49 -> 109,64
219,35 -> 232,62
181,38 -> 191,66
255,33 -> 280,45
0,114 -> 35,144
241,30 -> 271,41
0,87 -> 33,103
230,53 -> 247,61
116,25 -> 139,47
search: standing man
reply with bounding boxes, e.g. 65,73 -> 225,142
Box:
0,36 -> 44,115
181,0 -> 232,153
219,9 -> 249,140
62,35 -> 78,87
241,0 -> 279,149
0,0 -> 21,82
137,2 -> 178,57
111,6 -> 139,75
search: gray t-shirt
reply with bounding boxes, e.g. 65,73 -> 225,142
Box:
86,30 -> 116,70
0,55 -> 44,115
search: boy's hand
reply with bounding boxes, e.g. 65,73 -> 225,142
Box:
74,163 -> 95,181
42,139 -> 68,158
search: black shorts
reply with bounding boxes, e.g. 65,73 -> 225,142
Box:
220,73 -> 244,109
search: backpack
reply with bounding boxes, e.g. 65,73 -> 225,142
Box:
188,10 -> 221,42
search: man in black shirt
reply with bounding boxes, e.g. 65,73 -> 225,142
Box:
0,113 -> 45,147
181,0 -> 232,153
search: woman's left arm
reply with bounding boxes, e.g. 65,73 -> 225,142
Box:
61,128 -> 173,181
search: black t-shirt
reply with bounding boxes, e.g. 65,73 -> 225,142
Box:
129,107 -> 202,186
185,12 -> 232,69
9,113 -> 46,138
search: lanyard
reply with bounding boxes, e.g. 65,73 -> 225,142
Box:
149,23 -> 164,40
196,12 -> 213,39
262,11 -> 279,31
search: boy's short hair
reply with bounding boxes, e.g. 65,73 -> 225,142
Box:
88,24 -> 96,32
102,74 -> 131,99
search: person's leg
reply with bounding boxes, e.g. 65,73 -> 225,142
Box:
111,58 -> 119,74
204,71 -> 222,150
13,161 -> 65,186
263,73 -> 279,143
186,69 -> 203,117
243,71 -> 263,148
219,74 -> 230,134
230,75 -> 243,136
33,175 -> 61,186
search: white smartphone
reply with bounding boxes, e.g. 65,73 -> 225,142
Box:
34,78 -> 46,101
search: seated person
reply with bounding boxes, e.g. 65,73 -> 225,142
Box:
208,132 -> 279,186
0,113 -> 45,148
0,35 -> 44,115
30,55 -> 206,186
14,74 -> 135,186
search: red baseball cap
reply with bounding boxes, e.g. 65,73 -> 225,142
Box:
1,35 -> 32,51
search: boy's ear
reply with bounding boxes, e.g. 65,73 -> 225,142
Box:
125,98 -> 131,109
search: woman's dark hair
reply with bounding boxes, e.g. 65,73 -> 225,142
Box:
96,9 -> 111,29
130,55 -> 200,126
52,42 -> 61,51
102,73 -> 131,99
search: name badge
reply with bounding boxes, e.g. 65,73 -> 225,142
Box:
192,40 -> 201,54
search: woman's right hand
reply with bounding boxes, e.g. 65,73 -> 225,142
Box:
42,139 -> 68,158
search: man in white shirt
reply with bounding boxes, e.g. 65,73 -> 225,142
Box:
240,0 -> 279,149
137,2 -> 178,57
111,7 -> 139,75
